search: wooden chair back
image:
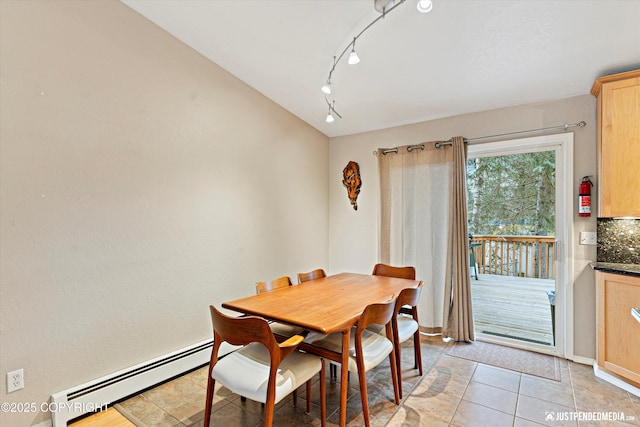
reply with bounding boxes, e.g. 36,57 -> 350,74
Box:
256,276 -> 293,294
394,282 -> 423,316
371,263 -> 416,280
356,299 -> 396,338
209,306 -> 302,368
297,268 -> 326,283
210,306 -> 277,358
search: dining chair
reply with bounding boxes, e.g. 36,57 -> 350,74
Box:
372,263 -> 423,396
390,284 -> 423,398
204,306 -> 326,427
305,299 -> 400,427
255,275 -> 293,293
255,276 -> 305,338
371,263 -> 416,280
297,268 -> 326,283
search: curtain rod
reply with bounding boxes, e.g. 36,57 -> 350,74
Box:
435,121 -> 587,148
373,121 -> 586,155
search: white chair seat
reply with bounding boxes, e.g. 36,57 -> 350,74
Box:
370,315 -> 417,341
365,324 -> 385,335
268,322 -> 304,337
306,328 -> 393,373
302,331 -> 324,343
396,315 -> 419,342
212,342 -> 321,404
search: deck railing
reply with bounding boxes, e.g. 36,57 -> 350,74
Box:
470,235 -> 555,280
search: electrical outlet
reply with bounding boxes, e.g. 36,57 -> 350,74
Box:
7,369 -> 24,393
579,231 -> 597,246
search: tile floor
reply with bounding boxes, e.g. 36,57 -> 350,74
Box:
83,336 -> 640,426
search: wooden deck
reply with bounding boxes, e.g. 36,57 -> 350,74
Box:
471,273 -> 555,346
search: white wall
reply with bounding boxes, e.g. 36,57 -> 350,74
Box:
0,2 -> 328,425
329,95 -> 598,359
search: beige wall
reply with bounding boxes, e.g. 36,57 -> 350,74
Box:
1,1 -> 603,425
329,95 -> 598,359
0,1 -> 328,425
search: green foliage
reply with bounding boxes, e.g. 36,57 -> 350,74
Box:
467,151 -> 555,236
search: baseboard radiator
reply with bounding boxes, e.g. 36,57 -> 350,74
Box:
50,339 -> 236,426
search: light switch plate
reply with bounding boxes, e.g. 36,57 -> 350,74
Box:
579,231 -> 597,245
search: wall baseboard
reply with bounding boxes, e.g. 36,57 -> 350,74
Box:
593,362 -> 640,397
49,340 -> 236,426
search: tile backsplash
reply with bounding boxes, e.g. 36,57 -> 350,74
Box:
597,218 -> 640,264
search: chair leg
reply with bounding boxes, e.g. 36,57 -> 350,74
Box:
306,380 -> 311,414
319,360 -> 326,427
394,338 -> 403,400
388,345 -> 401,405
264,393 -> 275,427
414,330 -> 423,375
392,323 -> 404,400
293,389 -> 298,407
330,362 -> 350,382
204,376 -> 215,427
355,356 -> 371,427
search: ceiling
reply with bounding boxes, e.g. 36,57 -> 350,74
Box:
121,0 -> 640,138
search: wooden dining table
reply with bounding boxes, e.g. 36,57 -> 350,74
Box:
222,272 -> 422,427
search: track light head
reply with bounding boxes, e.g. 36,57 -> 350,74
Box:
326,111 -> 335,123
374,0 -> 397,13
321,81 -> 332,95
325,99 -> 341,124
417,0 -> 433,13
348,50 -> 360,65
348,39 -> 360,65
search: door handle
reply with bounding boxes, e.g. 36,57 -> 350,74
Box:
632,308 -> 640,324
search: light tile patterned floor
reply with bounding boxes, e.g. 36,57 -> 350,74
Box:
75,336 -> 640,426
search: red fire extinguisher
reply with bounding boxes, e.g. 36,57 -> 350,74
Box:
579,176 -> 593,217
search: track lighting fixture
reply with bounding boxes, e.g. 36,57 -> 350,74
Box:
321,0 -> 432,123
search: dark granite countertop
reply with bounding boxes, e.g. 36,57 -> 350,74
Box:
590,262 -> 640,278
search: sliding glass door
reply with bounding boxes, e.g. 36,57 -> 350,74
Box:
467,134 -> 573,357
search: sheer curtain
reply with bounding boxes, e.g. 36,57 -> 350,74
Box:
377,137 -> 474,341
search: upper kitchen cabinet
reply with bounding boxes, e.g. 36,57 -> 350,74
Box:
591,70 -> 640,218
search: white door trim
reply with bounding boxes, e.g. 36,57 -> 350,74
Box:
467,133 -> 574,358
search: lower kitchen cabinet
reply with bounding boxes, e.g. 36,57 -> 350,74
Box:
596,271 -> 640,387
